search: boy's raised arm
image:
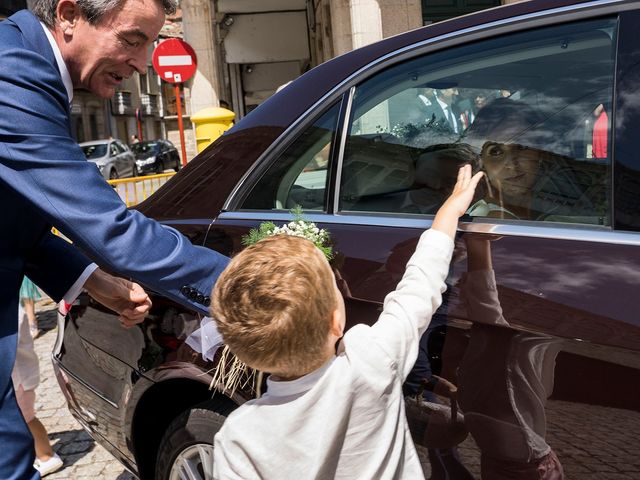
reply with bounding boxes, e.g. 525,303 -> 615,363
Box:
368,165 -> 483,379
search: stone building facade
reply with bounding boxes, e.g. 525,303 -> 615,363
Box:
4,1 -> 522,162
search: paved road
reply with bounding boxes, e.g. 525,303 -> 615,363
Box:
33,299 -> 134,480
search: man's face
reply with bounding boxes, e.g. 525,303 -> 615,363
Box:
62,0 -> 164,98
440,88 -> 458,104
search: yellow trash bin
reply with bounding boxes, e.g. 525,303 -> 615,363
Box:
191,107 -> 235,153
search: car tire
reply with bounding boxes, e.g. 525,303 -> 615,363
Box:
155,400 -> 233,480
174,160 -> 181,172
132,165 -> 139,177
109,168 -> 119,180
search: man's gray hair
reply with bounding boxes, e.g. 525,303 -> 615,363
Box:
32,0 -> 178,28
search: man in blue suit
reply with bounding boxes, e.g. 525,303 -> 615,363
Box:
418,88 -> 463,135
0,0 -> 229,477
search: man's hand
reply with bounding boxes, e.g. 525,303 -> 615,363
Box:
84,268 -> 152,328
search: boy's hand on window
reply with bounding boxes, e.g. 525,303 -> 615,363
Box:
432,165 -> 484,239
444,164 -> 484,217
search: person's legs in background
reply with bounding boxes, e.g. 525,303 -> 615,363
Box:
23,298 -> 39,339
19,277 -> 42,339
19,390 -> 63,476
13,299 -> 63,477
15,385 -> 63,476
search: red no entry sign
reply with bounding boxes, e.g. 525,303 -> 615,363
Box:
151,39 -> 197,167
152,38 -> 197,84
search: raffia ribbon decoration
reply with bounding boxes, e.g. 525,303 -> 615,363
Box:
209,345 -> 265,398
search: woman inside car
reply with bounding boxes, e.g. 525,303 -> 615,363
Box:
463,97 -> 548,221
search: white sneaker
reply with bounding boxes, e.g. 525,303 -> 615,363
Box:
34,453 -> 64,477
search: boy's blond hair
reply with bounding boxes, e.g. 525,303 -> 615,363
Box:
212,235 -> 337,377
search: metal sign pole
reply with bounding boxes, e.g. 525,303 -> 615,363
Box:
136,107 -> 143,142
174,83 -> 188,167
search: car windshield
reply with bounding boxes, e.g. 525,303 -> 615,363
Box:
131,142 -> 159,154
81,144 -> 108,159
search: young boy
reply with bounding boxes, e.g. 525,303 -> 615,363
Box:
212,165 -> 483,479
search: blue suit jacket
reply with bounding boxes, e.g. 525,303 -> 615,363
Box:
0,11 -> 228,478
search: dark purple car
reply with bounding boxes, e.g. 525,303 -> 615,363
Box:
54,0 -> 640,478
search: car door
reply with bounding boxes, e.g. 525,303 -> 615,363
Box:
105,141 -> 119,178
160,141 -> 172,170
109,141 -> 122,177
115,140 -> 134,177
209,8 -> 640,478
165,140 -> 180,169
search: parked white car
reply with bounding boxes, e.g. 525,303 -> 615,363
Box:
80,139 -> 138,180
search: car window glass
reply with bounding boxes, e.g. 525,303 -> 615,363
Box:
241,102 -> 340,211
340,18 -> 616,226
109,143 -> 119,156
131,143 -> 143,154
81,144 -> 107,159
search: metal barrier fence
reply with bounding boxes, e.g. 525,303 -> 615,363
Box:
108,172 -> 176,207
52,172 -> 176,238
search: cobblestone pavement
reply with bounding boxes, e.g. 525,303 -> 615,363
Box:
32,299 -> 134,480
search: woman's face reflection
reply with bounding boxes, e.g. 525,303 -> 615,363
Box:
481,142 -> 541,198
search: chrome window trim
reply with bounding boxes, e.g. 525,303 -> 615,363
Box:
332,86 -> 356,213
223,99 -> 346,212
54,360 -> 119,409
218,210 -> 640,246
223,0 -> 629,213
160,219 -> 215,226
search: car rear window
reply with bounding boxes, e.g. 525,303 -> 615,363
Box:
81,144 -> 108,159
341,17 -> 616,226
131,142 -> 159,154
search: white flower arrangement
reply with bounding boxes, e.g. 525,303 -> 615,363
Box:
241,206 -> 333,260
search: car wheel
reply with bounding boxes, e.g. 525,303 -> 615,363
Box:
155,401 -> 232,480
174,160 -> 181,172
132,165 -> 139,177
157,161 -> 165,174
109,168 -> 119,180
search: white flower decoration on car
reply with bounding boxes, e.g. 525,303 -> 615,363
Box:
241,206 -> 333,260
